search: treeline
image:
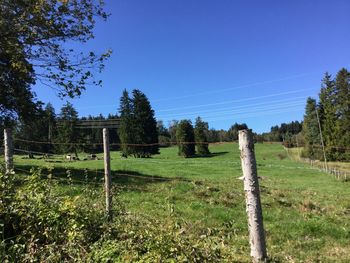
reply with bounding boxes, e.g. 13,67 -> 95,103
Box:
12,102 -> 121,156
7,89 -> 255,159
302,68 -> 350,161
260,121 -> 303,146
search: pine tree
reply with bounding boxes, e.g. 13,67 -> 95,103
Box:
176,120 -> 195,157
194,117 -> 210,155
56,102 -> 79,156
228,123 -> 248,141
318,73 -> 337,160
302,98 -> 321,159
132,90 -> 159,157
44,103 -> 57,152
118,90 -> 134,157
334,68 -> 350,160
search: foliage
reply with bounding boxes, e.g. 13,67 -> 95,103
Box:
261,121 -> 302,143
176,120 -> 195,157
131,89 -> 159,157
14,102 -> 57,154
194,117 -> 210,155
0,0 -> 111,126
302,97 -> 322,159
302,68 -> 350,161
227,123 -> 248,141
0,169 -> 108,262
56,102 -> 80,155
118,89 -> 159,158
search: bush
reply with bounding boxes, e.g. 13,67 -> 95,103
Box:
0,169 -> 108,262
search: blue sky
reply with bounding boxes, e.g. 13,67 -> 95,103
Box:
33,0 -> 350,133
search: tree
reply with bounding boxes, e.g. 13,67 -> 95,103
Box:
1,0 -> 111,126
0,46 -> 37,127
228,123 -> 248,141
302,98 -> 321,159
14,102 -> 51,156
176,120 -> 195,157
168,120 -> 179,144
194,117 -> 210,155
118,90 -> 134,157
157,120 -> 171,147
334,68 -> 350,160
56,102 -> 79,156
44,103 -> 57,144
319,73 -> 337,159
131,90 -> 159,157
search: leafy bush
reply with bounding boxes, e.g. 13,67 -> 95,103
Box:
0,169 -> 108,262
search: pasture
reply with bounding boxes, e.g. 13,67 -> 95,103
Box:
12,143 -> 350,262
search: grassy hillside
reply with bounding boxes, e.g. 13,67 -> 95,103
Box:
11,143 -> 350,262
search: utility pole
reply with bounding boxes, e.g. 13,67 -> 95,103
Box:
315,107 -> 328,171
238,129 -> 267,262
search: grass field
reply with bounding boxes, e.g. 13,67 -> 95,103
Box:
12,143 -> 350,262
288,147 -> 350,173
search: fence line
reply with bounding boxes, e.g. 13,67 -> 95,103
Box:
13,138 -> 233,147
284,147 -> 349,181
14,148 -> 55,156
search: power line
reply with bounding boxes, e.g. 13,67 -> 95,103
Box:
156,96 -> 307,119
158,100 -> 306,120
156,88 -> 317,113
152,72 -> 316,102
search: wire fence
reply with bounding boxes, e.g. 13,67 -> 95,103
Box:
284,147 -> 350,181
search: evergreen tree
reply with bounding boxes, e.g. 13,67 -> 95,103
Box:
132,90 -> 159,157
56,102 -> 79,156
194,117 -> 210,155
44,103 -> 57,152
302,98 -> 321,159
107,114 -> 121,152
319,73 -> 337,159
15,103 -> 50,155
334,68 -> 350,160
228,123 -> 248,141
118,90 -> 134,157
176,120 -> 195,157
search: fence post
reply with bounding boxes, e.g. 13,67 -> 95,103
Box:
103,128 -> 112,219
238,129 -> 267,262
4,128 -> 14,174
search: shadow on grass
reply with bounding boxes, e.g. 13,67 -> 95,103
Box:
14,164 -> 190,190
190,151 -> 229,158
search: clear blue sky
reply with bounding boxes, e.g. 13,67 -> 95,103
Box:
33,0 -> 350,133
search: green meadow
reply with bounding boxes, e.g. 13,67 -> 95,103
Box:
12,143 -> 350,262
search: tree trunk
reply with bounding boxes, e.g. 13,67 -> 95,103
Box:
4,128 -> 14,174
103,128 -> 112,219
238,129 -> 267,262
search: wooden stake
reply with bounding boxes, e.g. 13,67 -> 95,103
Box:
103,128 -> 112,218
4,128 -> 14,174
239,129 -> 267,262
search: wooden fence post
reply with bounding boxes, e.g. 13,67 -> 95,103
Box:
239,129 -> 267,262
4,128 -> 14,174
103,128 -> 112,219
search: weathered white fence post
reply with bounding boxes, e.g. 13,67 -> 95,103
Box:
103,128 -> 112,219
238,129 -> 267,262
4,128 -> 14,174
